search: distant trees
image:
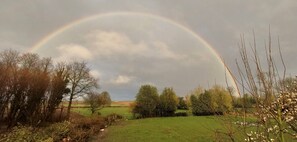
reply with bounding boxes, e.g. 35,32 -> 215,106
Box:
133,85 -> 159,118
99,91 -> 112,107
232,93 -> 256,108
132,84 -> 233,118
190,85 -> 233,116
84,91 -> 112,114
84,92 -> 101,114
159,88 -> 178,116
177,97 -> 188,110
211,85 -> 233,114
132,85 -> 183,118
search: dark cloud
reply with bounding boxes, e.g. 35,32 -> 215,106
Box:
1,0 -> 296,100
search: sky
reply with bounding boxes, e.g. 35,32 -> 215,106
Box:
1,0 -> 297,101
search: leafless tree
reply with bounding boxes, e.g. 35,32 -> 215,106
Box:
235,31 -> 297,141
66,61 -> 98,119
43,62 -> 70,121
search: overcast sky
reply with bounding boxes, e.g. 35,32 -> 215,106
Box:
1,0 -> 296,101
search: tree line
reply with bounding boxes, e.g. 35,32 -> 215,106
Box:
132,85 -> 178,118
0,49 -> 99,127
132,84 -> 235,118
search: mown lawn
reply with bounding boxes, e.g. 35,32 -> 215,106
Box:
102,116 -> 244,142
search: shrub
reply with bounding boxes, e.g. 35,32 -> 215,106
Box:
0,121 -> 71,142
0,113 -> 124,142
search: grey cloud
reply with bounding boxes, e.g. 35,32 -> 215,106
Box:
1,0 -> 296,100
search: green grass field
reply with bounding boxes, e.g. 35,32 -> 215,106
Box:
73,107 -> 244,141
103,116 -> 242,142
72,107 -> 295,142
72,107 -> 133,119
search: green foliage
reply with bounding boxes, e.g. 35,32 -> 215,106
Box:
0,121 -> 70,142
159,88 -> 179,116
233,93 -> 257,108
191,90 -> 214,115
177,97 -> 189,110
191,85 -> 233,116
210,85 -> 233,114
133,85 -> 159,118
190,94 -> 200,115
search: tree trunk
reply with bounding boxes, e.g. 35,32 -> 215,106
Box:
66,93 -> 74,119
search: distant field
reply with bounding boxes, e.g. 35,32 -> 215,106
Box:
64,101 -> 133,107
111,101 -> 133,107
102,116 -> 244,142
72,106 -> 133,119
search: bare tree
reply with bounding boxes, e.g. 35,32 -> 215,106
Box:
44,62 -> 70,121
235,31 -> 297,141
66,61 -> 98,119
0,50 -> 19,122
84,91 -> 111,114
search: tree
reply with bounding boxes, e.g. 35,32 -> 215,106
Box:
99,91 -> 112,107
209,85 -> 233,114
177,97 -> 189,110
233,93 -> 256,108
191,90 -> 214,116
44,62 -> 70,120
84,92 -> 100,114
190,94 -> 200,115
191,85 -> 232,116
133,85 -> 159,118
0,50 -> 19,123
233,32 -> 297,141
278,77 -> 297,93
84,91 -> 112,114
66,61 -> 98,119
159,87 -> 178,116
1,52 -> 54,126
0,49 -> 100,127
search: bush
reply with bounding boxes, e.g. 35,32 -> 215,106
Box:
104,113 -> 123,126
0,113 -> 125,142
0,121 -> 71,142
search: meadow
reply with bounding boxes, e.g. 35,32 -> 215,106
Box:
102,116 -> 241,142
73,105 -> 249,142
72,105 -> 296,142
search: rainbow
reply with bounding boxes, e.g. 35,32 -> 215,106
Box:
29,11 -> 239,95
